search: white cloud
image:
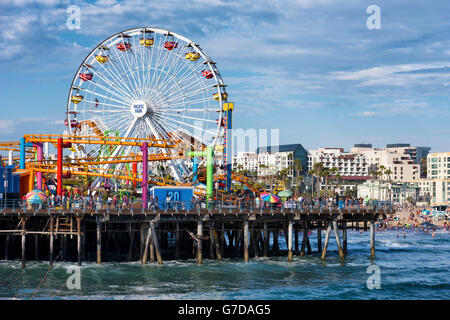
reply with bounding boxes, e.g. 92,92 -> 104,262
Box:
3,0 -> 62,6
354,111 -> 375,117
332,63 -> 450,81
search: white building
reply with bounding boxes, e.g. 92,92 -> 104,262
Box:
357,180 -> 419,204
350,144 -> 424,182
307,148 -> 369,177
427,152 -> 450,180
232,144 -> 308,188
307,147 -> 371,196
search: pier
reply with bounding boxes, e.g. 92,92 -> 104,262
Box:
0,201 -> 390,267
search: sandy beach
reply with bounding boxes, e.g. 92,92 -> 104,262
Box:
383,207 -> 448,229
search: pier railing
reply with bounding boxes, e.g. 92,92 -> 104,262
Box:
0,198 -> 392,213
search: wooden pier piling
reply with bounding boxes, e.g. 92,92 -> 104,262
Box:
142,223 -> 152,264
212,226 -> 222,261
4,235 -> 9,260
317,228 -> 322,253
299,223 -> 308,257
197,219 -> 203,264
342,222 -> 347,255
96,217 -> 102,264
209,226 -> 214,259
321,222 -> 333,260
21,231 -> 26,269
333,220 -> 345,260
288,220 -> 293,262
243,221 -> 249,262
175,223 -> 180,259
263,222 -> 269,257
77,218 -> 82,266
49,216 -> 54,267
272,229 -> 279,255
34,234 -> 38,261
370,220 -> 375,259
149,222 -> 162,264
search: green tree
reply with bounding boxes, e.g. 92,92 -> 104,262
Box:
309,162 -> 326,197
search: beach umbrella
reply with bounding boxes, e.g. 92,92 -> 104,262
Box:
25,190 -> 47,204
260,192 -> 280,203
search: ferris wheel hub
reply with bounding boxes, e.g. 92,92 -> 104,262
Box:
130,100 -> 148,118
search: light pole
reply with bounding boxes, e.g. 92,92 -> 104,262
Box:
3,168 -> 8,208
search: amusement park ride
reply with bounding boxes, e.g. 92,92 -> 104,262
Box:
0,27 -> 263,207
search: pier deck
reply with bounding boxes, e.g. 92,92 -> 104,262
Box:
0,205 -> 392,267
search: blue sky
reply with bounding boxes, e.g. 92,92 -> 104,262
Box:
1,0 -> 449,153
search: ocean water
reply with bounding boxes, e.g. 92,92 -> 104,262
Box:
0,229 -> 449,300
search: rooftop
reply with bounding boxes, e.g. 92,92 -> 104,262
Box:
256,144 -> 306,154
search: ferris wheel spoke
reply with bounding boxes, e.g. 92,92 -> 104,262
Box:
151,51 -> 205,103
161,96 -> 216,110
145,41 -> 161,99
144,116 -> 185,182
99,52 -> 140,100
163,108 -> 220,112
148,33 -> 171,101
148,44 -> 187,102
83,105 -> 128,112
142,42 -> 157,101
111,49 -> 141,99
88,67 -> 134,102
137,40 -> 148,102
94,46 -> 138,99
154,113 -> 216,137
80,84 -> 130,107
155,115 -> 211,147
90,116 -> 138,188
128,36 -> 146,99
154,77 -> 211,107
156,53 -> 207,96
157,85 -> 211,108
81,88 -> 132,107
154,67 -> 211,106
116,37 -> 144,99
149,44 -> 178,102
96,115 -> 131,132
156,111 -> 217,124
118,48 -> 144,100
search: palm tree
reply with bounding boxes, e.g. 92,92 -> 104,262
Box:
333,172 -> 342,195
278,167 -> 290,191
309,162 -> 326,197
377,165 -> 386,181
321,167 -> 331,197
291,159 -> 303,196
258,163 -> 269,187
384,169 -> 393,202
327,167 -> 339,195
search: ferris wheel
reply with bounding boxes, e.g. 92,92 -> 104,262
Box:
66,27 -> 230,184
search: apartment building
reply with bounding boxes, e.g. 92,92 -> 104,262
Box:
307,148 -> 369,176
307,147 -> 371,195
427,152 -> 450,180
232,144 -> 308,179
350,144 -> 428,182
